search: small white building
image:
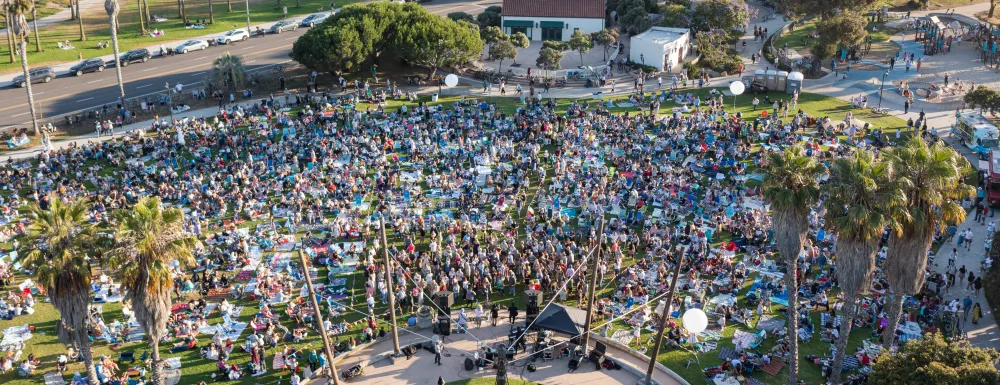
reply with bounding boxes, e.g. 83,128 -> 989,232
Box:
500,0 -> 606,42
629,27 -> 692,72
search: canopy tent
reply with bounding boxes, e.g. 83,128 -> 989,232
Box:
533,303 -> 588,336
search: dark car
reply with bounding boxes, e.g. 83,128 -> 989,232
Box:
269,20 -> 298,34
113,48 -> 152,67
12,67 -> 55,87
70,58 -> 106,76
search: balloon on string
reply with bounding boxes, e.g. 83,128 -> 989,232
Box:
445,74 -> 459,88
682,308 -> 708,334
729,80 -> 745,96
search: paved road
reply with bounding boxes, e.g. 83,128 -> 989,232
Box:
0,0 -> 500,129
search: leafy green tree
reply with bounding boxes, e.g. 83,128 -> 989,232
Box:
543,40 -> 569,52
964,86 -> 1000,116
536,47 -> 563,75
882,138 -> 974,348
692,0 -> 749,32
823,150 -> 906,385
816,10 -> 868,48
489,38 -> 517,72
482,25 -> 507,47
591,28 -> 619,61
509,32 -> 529,65
761,146 -> 826,385
619,7 -> 652,35
484,5 -> 502,14
870,333 -> 1000,385
209,52 -> 247,93
476,9 -> 501,28
447,11 -> 474,23
107,197 -> 197,385
20,197 -> 102,385
567,29 -> 593,66
396,11 -> 484,77
660,4 -> 690,28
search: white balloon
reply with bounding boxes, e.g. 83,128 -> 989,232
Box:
682,308 -> 708,334
445,74 -> 459,88
729,80 -> 746,96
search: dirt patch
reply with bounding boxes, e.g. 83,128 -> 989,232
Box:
975,10 -> 1000,25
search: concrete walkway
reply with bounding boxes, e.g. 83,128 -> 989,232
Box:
0,0 -> 104,37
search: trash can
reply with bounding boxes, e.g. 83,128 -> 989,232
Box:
432,93 -> 439,102
786,71 -> 804,94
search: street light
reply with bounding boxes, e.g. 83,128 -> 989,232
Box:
877,70 -> 888,110
165,82 -> 174,124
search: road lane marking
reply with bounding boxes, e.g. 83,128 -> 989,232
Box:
285,37 -> 296,41
76,97 -> 94,102
87,79 -> 103,84
12,112 -> 28,117
0,43 -> 292,113
137,84 -> 151,88
142,67 -> 158,72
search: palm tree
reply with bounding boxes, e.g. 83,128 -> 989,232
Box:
761,145 -> 826,385
227,0 -> 231,13
824,149 -> 906,384
30,0 -> 38,52
209,52 -> 247,94
5,2 -> 15,63
208,0 -> 214,24
881,138 -> 974,348
9,0 -> 40,134
20,197 -> 102,385
105,0 -> 125,103
76,0 -> 85,41
106,197 -> 196,385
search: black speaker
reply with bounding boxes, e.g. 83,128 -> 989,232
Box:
569,357 -> 580,370
438,318 -> 451,336
594,341 -> 607,357
525,314 -> 537,329
464,357 -> 474,371
589,350 -> 603,364
436,291 -> 454,315
524,290 -> 543,309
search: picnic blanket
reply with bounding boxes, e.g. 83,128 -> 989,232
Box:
701,330 -> 724,341
841,355 -> 860,371
611,329 -> 635,347
717,347 -> 740,362
0,325 -> 33,348
733,329 -> 765,351
163,368 -> 182,385
44,372 -> 66,385
747,377 -> 767,385
757,316 -> 785,334
164,357 -> 182,369
198,316 -> 249,341
760,359 -> 785,376
709,294 -> 737,307
820,313 -> 844,328
93,284 -> 125,303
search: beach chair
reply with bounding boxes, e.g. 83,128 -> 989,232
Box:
119,351 -> 135,364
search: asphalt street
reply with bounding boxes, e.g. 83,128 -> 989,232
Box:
0,0 -> 500,128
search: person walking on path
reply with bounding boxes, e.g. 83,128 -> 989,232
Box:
972,303 -> 983,324
967,271 -> 976,291
963,295 -> 973,320
975,276 -> 983,295
965,228 -> 974,251
434,340 -> 442,365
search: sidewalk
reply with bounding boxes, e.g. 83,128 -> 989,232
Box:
0,0 -> 104,37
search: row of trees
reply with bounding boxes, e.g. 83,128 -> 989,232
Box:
291,2 -> 483,78
22,196 -> 196,385
4,0 -> 128,136
761,137 -> 974,385
965,86 -> 1000,116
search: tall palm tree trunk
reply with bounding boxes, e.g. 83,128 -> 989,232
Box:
208,0 -> 213,24
76,0 -> 85,41
226,0 -> 231,12
70,0 -> 76,19
137,0 -> 145,35
142,0 -> 150,27
771,209 -> 807,385
18,40 -> 39,134
52,287 -> 100,385
882,229 -> 934,348
832,295 -> 859,383
31,1 -> 39,52
151,343 -> 162,385
109,15 -> 125,103
5,11 -> 15,63
77,331 -> 101,385
177,0 -> 182,17
180,0 -> 185,21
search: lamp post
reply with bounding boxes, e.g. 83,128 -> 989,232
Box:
877,70 -> 888,110
245,0 -> 252,37
165,82 -> 174,124
640,53 -> 645,66
379,217 -> 401,355
644,248 -> 686,385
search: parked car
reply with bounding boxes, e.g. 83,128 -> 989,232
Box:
70,58 -> 106,76
112,48 -> 152,67
175,39 -> 209,54
299,12 -> 332,27
12,67 -> 55,87
269,19 -> 298,34
216,29 -> 250,44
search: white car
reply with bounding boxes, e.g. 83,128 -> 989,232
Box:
217,29 -> 250,45
175,39 -> 209,54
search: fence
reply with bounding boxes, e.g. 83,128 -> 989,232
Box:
2,60 -> 297,135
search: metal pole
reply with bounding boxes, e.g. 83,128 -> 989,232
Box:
379,217 -> 401,355
877,73 -> 886,110
245,0 -> 251,37
165,82 -> 174,123
580,218 -> 604,357
297,248 -> 341,384
644,248 -> 685,385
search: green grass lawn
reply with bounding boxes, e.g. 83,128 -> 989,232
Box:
884,0 -> 984,11
0,0 -> 363,74
773,19 -> 902,60
0,88 -> 908,385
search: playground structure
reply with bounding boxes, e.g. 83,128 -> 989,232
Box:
915,16 -> 964,55
972,23 -> 1000,70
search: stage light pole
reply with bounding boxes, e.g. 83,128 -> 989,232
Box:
297,248 -> 340,384
877,70 -> 888,110
644,247 -> 686,385
379,217 -> 401,355
580,218 -> 605,357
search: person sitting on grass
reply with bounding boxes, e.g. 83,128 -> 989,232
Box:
171,335 -> 197,353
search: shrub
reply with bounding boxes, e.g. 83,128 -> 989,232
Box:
684,61 -> 699,78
